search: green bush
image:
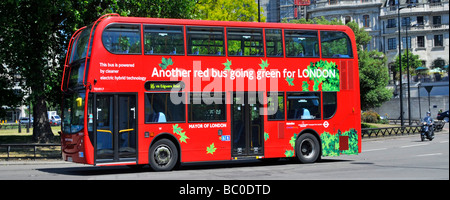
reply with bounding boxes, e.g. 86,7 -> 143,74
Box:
361,110 -> 380,123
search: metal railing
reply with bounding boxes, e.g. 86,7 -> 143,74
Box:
0,143 -> 61,160
362,120 -> 446,138
362,125 -> 421,138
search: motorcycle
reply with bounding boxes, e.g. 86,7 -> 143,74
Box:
420,121 -> 434,141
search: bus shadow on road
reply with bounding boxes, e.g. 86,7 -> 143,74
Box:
38,158 -> 353,177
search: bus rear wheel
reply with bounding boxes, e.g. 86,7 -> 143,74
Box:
295,133 -> 320,164
149,139 -> 178,171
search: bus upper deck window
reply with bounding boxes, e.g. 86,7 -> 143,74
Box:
320,31 -> 353,58
187,26 -> 225,56
227,28 -> 264,57
144,25 -> 184,55
285,30 -> 319,58
265,29 -> 283,57
102,24 -> 141,54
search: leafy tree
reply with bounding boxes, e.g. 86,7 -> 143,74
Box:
195,0 -> 265,22
431,58 -> 446,71
0,0 -> 195,142
392,49 -> 422,79
358,50 -> 392,110
0,69 -> 23,119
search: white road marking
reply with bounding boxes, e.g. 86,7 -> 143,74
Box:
400,143 -> 429,148
363,148 -> 388,152
416,153 -> 442,157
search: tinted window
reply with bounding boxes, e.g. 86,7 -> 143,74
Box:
187,26 -> 224,56
323,92 -> 337,119
70,26 -> 94,63
265,29 -> 283,57
102,24 -> 141,54
267,92 -> 285,120
145,93 -> 185,123
144,25 -> 184,55
320,31 -> 353,58
227,28 -> 264,56
285,30 -> 319,57
189,93 -> 226,122
287,92 -> 321,120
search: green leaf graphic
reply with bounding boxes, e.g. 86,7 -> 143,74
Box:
172,124 -> 182,134
285,77 -> 295,86
206,143 -> 217,155
259,59 -> 269,70
222,59 -> 232,71
302,81 -> 309,91
284,150 -> 294,157
172,124 -> 189,143
289,133 -> 297,148
264,132 -> 269,141
307,60 -> 339,91
159,57 -> 173,70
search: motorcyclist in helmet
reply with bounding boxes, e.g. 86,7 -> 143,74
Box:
423,111 -> 434,125
422,111 -> 434,138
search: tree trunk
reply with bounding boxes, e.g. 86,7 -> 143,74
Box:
32,94 -> 54,143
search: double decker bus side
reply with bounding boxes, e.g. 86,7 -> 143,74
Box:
61,14 -> 361,171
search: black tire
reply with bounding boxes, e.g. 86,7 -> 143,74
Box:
149,139 -> 178,171
295,133 -> 320,164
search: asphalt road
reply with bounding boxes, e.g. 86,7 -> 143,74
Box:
1,131 -> 448,180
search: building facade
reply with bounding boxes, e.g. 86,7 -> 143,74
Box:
258,0 -> 449,82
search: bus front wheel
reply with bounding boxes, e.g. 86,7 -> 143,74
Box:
149,139 -> 178,171
295,133 -> 320,164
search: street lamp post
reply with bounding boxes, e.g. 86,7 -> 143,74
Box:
406,23 -> 411,125
397,3 -> 416,126
397,5 -> 404,126
405,22 -> 419,125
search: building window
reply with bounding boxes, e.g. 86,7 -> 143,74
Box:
329,0 -> 338,5
345,16 -> 351,25
387,19 -> 396,28
402,17 -> 411,27
388,38 -> 397,50
402,37 -> 411,49
417,16 -> 424,25
434,35 -> 443,47
433,16 -> 441,26
417,36 -> 425,48
363,15 -> 370,27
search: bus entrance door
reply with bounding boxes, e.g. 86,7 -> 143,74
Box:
232,92 -> 264,157
93,94 -> 137,164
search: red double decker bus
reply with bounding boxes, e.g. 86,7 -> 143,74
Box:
61,14 -> 361,171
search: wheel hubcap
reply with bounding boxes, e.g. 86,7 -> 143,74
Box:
154,145 -> 172,166
300,138 -> 315,159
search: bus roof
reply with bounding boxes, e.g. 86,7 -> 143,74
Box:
97,15 -> 353,33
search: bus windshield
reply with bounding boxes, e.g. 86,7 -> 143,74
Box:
70,25 -> 94,63
62,90 -> 85,134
